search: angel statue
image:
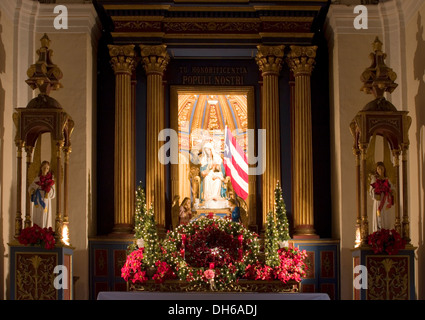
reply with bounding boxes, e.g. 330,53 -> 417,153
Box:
28,160 -> 55,228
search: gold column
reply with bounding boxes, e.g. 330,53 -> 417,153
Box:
256,45 -> 284,228
108,45 -> 136,234
55,140 -> 64,243
401,146 -> 410,243
360,144 -> 369,245
24,145 -> 34,229
140,44 -> 170,231
15,141 -> 24,237
354,147 -> 362,247
287,45 -> 318,238
62,146 -> 71,245
392,149 -> 401,235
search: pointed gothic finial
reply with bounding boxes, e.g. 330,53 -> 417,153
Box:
40,33 -> 51,48
26,33 -> 63,96
372,36 -> 383,52
360,36 -> 398,101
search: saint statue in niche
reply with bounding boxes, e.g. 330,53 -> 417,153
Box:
369,161 -> 395,232
28,160 -> 55,228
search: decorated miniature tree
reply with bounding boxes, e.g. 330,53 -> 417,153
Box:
134,182 -> 147,241
275,182 -> 290,246
127,182 -> 147,253
264,211 -> 280,268
142,204 -> 161,268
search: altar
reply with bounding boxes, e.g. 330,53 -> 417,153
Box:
190,208 -> 232,221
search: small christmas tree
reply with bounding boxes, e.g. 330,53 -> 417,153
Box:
275,182 -> 290,245
127,182 -> 147,253
142,203 -> 161,268
134,182 -> 147,240
264,211 -> 280,268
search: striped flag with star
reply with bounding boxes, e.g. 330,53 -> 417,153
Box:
223,126 -> 249,200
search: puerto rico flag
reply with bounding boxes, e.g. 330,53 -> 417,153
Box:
223,127 -> 249,200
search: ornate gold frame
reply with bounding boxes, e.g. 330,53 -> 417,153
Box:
170,86 -> 257,230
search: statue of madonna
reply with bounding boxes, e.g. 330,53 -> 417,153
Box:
199,142 -> 227,208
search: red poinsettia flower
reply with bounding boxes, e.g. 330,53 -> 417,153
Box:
368,229 -> 406,255
17,224 -> 56,250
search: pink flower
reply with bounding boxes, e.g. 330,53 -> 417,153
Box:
204,269 -> 215,280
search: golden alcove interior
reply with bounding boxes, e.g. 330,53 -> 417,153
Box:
170,86 -> 257,230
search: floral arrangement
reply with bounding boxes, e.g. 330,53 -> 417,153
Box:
370,178 -> 394,210
367,229 -> 406,255
121,247 -> 177,284
244,247 -> 308,283
121,211 -> 309,291
161,216 -> 260,291
18,224 -> 56,250
36,172 -> 55,194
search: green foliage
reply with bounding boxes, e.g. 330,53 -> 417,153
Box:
142,204 -> 161,267
264,211 -> 279,268
134,182 -> 147,240
275,182 -> 290,242
127,182 -> 148,253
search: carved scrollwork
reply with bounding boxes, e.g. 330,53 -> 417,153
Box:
108,45 -> 136,75
287,45 -> 317,76
164,22 -> 260,33
256,45 -> 285,76
139,44 -> 170,75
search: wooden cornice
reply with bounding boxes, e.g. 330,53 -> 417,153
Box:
95,0 -> 330,45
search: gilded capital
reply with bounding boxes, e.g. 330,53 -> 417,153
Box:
287,45 -> 317,76
108,45 -> 136,75
139,44 -> 170,76
255,45 -> 284,76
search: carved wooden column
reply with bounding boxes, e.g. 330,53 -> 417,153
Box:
140,44 -> 170,231
256,45 -> 284,228
392,149 -> 402,235
287,45 -> 318,238
401,146 -> 410,242
359,143 -> 369,245
24,145 -> 34,229
62,146 -> 71,245
108,45 -> 136,234
350,120 -> 362,247
15,140 -> 24,237
54,140 -> 64,242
